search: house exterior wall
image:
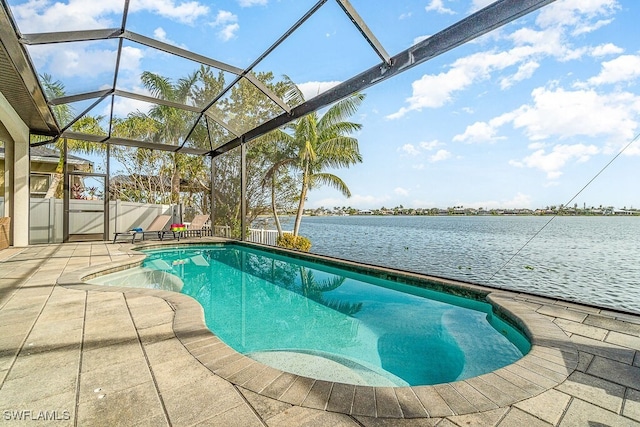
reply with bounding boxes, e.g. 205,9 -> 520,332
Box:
0,91 -> 29,246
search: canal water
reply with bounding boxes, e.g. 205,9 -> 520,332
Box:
288,215 -> 640,314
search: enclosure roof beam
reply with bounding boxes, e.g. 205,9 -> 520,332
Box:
48,89 -> 113,106
336,0 -> 391,65
114,90 -> 202,113
60,131 -> 210,155
209,0 -> 555,157
21,28 -> 122,45
123,31 -> 244,75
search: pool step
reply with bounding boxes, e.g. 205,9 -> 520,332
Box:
247,349 -> 409,387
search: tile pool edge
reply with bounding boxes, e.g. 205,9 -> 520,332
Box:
57,240 -> 579,419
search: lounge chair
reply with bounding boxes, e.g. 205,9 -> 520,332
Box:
185,214 -> 210,238
138,215 -> 173,242
112,215 -> 171,244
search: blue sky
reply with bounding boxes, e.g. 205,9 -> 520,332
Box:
7,0 -> 640,210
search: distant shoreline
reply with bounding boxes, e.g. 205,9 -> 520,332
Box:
298,207 -> 640,217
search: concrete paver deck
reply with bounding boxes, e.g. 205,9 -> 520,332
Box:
1,241 -> 639,426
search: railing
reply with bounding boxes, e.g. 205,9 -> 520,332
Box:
248,228 -> 291,246
212,225 -> 231,238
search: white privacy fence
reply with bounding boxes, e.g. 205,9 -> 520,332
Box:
2,196 -> 274,244
29,199 -> 176,244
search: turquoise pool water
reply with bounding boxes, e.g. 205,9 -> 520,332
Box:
91,244 -> 530,386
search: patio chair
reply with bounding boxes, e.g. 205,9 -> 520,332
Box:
138,215 -> 173,242
112,215 -> 171,244
186,214 -> 210,238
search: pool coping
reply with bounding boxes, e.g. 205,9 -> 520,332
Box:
56,239 -> 579,419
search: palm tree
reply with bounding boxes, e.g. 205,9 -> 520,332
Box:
262,77 -> 364,236
298,268 -> 362,316
138,71 -> 201,204
40,74 -> 105,198
113,70 -> 220,207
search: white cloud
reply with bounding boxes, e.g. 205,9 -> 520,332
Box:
11,0 -> 204,83
118,45 -> 145,73
590,43 -> 624,57
419,140 -> 442,151
425,0 -> 455,15
510,144 -> 600,179
152,27 -> 187,48
400,140 -> 445,156
154,27 -> 168,42
131,0 -> 209,24
528,142 -> 547,150
413,35 -> 430,46
500,61 -> 540,89
13,0 -> 210,30
110,93 -> 152,117
429,149 -> 451,162
212,10 -> 236,26
297,81 -> 341,100
211,10 -> 239,41
387,48 -> 537,119
511,87 -> 640,145
400,140 -> 450,166
219,23 -> 239,41
453,112 -> 514,143
399,12 -> 412,20
585,55 -> 640,86
454,121 -> 499,143
469,0 -> 495,13
387,1 -> 619,119
238,0 -> 268,6
29,43 -> 119,79
456,86 -> 640,151
11,0 -> 122,32
399,144 -> 420,156
395,187 -> 409,196
465,193 -> 533,209
535,0 -> 619,32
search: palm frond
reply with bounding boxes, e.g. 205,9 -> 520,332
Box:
141,71 -> 174,100
310,173 -> 351,197
281,75 -> 305,107
318,136 -> 362,167
318,92 -> 365,132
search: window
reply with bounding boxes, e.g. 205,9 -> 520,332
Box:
30,173 -> 51,197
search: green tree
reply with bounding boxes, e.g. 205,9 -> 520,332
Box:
40,74 -> 105,198
114,71 -> 202,203
261,77 -> 364,236
207,71 -> 294,236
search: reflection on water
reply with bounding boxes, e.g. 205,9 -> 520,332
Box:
131,245 -> 527,386
294,216 -> 640,314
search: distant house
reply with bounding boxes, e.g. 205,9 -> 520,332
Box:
613,209 -> 633,215
0,146 -> 93,198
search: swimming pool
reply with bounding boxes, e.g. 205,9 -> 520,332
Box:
89,243 -> 530,386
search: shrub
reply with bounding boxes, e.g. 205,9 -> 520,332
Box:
277,234 -> 312,252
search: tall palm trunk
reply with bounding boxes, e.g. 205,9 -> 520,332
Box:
171,154 -> 180,205
44,174 -> 63,199
271,173 -> 284,237
293,161 -> 310,236
44,156 -> 65,199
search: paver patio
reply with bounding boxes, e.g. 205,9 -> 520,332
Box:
1,241 -> 639,426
